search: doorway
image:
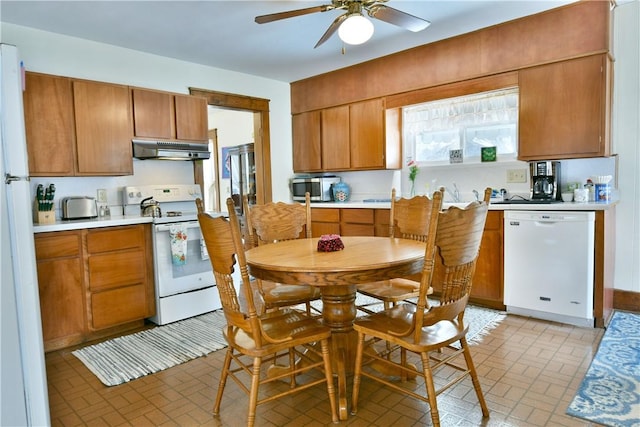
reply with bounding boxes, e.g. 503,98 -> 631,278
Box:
190,88 -> 272,210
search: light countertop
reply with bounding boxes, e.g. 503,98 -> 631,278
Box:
33,215 -> 153,233
32,200 -> 618,233
310,200 -> 618,211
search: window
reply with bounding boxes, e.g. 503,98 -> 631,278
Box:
403,88 -> 519,165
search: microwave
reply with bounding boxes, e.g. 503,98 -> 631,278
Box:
291,176 -> 341,202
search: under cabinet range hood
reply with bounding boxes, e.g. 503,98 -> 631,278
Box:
132,139 -> 211,160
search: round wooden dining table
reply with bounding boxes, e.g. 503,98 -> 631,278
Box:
245,235 -> 426,420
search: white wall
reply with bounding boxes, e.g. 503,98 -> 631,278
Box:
206,108 -> 254,210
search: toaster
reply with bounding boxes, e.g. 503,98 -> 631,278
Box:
62,196 -> 98,220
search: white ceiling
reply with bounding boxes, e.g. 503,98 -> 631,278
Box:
1,0 -> 578,83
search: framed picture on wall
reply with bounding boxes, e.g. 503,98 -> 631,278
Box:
221,146 -> 231,179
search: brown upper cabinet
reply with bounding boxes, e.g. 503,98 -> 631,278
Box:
292,110 -> 322,171
74,80 -> 133,175
291,1 -> 610,163
293,98 -> 398,172
131,88 -> 208,142
518,54 -> 611,160
24,72 -> 133,176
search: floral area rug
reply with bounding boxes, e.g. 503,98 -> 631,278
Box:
566,311 -> 640,427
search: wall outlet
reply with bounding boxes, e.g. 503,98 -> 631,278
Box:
507,169 -> 528,183
97,188 -> 108,203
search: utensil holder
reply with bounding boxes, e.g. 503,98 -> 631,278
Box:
37,210 -> 56,224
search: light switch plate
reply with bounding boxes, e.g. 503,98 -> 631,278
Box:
97,189 -> 108,203
507,169 -> 527,183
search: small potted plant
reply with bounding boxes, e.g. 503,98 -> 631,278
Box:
407,160 -> 419,197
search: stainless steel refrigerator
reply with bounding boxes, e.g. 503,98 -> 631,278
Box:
1,43 -> 50,425
228,143 -> 255,215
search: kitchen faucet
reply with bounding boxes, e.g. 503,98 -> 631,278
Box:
472,189 -> 479,201
446,183 -> 461,203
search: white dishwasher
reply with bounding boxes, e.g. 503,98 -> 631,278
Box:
503,210 -> 595,327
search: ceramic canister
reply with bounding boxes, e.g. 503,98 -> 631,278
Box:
332,182 -> 350,202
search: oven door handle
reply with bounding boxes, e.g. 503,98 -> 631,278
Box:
154,221 -> 200,232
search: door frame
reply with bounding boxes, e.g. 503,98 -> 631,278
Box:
190,88 -> 272,206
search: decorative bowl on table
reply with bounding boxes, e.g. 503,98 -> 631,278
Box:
317,234 -> 344,252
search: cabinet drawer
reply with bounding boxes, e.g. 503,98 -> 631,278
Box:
311,208 -> 340,222
312,222 -> 340,237
87,225 -> 144,253
88,250 -> 145,291
35,232 -> 81,259
341,223 -> 375,236
341,209 -> 374,224
91,284 -> 148,329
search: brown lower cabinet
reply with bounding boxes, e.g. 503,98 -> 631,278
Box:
311,207 -> 390,237
466,211 -> 504,309
311,207 -> 504,309
35,224 -> 155,352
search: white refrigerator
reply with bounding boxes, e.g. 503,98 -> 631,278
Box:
1,44 -> 50,425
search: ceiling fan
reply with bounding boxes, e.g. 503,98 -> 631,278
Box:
255,0 -> 431,48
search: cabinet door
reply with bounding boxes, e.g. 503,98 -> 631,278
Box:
341,208 -> 375,236
131,88 -> 174,139
23,73 -> 76,176
469,211 -> 504,309
519,54 -> 608,160
35,232 -> 85,351
74,80 -> 133,175
175,94 -> 208,141
350,99 -> 385,169
292,111 -> 322,172
321,105 -> 350,170
374,209 -> 391,237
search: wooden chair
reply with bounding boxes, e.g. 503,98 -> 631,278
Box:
196,198 -> 338,427
350,194 -> 491,427
355,188 -> 443,314
243,193 -> 321,316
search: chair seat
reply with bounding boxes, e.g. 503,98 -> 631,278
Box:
225,308 -> 331,355
260,281 -> 322,307
357,278 -> 426,301
353,304 -> 468,351
356,278 -> 432,314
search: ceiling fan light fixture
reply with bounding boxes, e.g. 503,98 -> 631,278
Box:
338,13 -> 374,45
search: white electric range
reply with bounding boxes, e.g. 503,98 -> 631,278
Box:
123,184 -> 226,325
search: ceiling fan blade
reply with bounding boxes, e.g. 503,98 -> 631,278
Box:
314,13 -> 348,48
255,5 -> 333,24
367,4 -> 430,32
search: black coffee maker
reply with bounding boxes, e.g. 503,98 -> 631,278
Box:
529,161 -> 561,200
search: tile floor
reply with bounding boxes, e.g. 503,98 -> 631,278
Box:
46,311 -> 606,427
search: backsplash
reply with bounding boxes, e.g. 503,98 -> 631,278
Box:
335,157 -> 618,202
29,160 -> 195,219
31,155 -> 618,220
